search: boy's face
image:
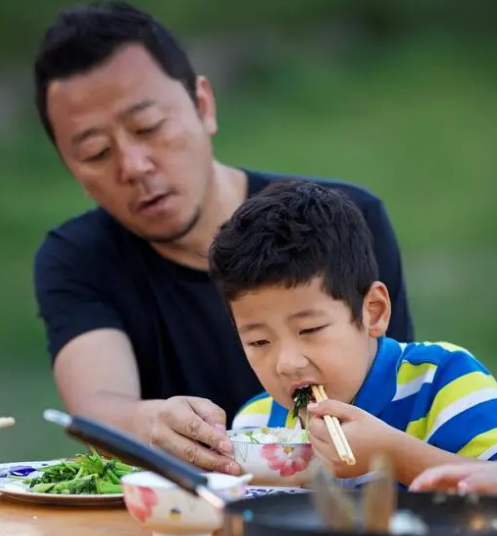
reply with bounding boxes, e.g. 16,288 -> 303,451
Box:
231,277 -> 390,410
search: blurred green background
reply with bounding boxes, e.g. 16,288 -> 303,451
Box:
1,1 -> 496,462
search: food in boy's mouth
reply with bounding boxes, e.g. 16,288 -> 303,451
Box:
292,385 -> 314,419
20,449 -> 139,495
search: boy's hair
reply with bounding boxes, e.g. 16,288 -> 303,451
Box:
209,180 -> 379,324
34,1 -> 197,143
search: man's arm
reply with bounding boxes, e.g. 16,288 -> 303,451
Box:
34,234 -> 165,439
33,234 -> 239,474
53,328 -> 149,437
363,198 -> 414,342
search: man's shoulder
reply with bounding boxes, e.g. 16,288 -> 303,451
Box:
34,207 -> 133,268
246,169 -> 381,209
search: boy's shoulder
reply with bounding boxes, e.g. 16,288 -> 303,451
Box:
398,339 -> 489,376
392,339 -> 493,403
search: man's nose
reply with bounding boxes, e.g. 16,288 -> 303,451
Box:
117,142 -> 155,183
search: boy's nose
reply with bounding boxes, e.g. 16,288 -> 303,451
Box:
275,344 -> 309,376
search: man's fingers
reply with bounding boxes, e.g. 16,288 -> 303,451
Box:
162,402 -> 232,453
157,429 -> 240,475
189,397 -> 227,430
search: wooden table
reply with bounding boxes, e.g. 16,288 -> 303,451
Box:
0,494 -> 149,536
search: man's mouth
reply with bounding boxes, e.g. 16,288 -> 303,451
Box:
135,192 -> 172,214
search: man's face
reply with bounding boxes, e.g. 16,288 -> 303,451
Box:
46,43 -> 218,243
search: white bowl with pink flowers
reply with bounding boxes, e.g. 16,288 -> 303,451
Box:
121,471 -> 247,536
228,427 -> 318,487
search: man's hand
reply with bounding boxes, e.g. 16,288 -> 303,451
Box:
143,396 -> 241,475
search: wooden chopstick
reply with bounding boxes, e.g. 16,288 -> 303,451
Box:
311,386 -> 356,465
0,417 -> 15,430
311,463 -> 356,531
318,386 -> 355,466
362,455 -> 396,533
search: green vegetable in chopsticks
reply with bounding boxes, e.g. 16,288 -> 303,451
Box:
292,386 -> 313,441
21,449 -> 139,495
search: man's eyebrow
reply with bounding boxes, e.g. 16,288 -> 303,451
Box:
120,99 -> 156,119
70,99 -> 157,146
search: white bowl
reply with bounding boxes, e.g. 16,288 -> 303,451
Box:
228,427 -> 319,487
121,471 -> 247,536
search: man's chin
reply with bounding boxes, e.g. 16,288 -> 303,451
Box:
140,212 -> 202,245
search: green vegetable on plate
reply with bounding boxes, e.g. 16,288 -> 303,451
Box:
21,449 -> 139,495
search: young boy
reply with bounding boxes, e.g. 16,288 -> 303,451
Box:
208,179 -> 497,488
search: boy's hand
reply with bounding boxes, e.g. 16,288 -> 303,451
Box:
307,399 -> 397,478
410,462 -> 497,494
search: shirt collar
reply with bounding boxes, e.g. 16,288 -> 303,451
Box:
353,337 -> 401,417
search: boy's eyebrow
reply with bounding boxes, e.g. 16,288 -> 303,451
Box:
239,322 -> 265,334
288,308 -> 328,320
238,309 -> 328,334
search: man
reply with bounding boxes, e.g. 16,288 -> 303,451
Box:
33,1 -> 413,475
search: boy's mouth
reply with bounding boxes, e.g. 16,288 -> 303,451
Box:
289,381 -> 319,399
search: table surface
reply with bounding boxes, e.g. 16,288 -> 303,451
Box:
0,494 -> 149,536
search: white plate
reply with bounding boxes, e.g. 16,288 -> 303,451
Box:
0,461 -> 306,506
245,485 -> 308,498
0,460 -> 124,506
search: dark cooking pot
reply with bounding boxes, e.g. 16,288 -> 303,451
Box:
223,488 -> 497,536
45,410 -> 497,536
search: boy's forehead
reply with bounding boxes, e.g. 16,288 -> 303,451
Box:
230,281 -> 341,331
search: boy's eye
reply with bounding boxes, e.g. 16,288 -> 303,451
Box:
299,324 -> 329,336
247,339 -> 269,348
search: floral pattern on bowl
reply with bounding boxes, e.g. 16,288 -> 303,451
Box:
261,443 -> 314,478
122,471 -> 248,536
228,427 -> 319,487
123,485 -> 159,523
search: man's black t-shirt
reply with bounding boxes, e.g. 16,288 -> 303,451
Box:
34,170 -> 414,425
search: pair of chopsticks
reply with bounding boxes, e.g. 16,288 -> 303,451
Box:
311,385 -> 355,465
0,417 -> 15,430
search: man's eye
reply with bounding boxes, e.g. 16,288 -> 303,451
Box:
136,120 -> 165,135
83,148 -> 110,162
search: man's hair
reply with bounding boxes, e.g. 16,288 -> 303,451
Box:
209,180 -> 379,324
34,1 -> 197,143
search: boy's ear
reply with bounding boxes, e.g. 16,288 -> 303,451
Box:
363,281 -> 391,338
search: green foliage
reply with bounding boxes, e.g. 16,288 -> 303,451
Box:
0,18 -> 495,462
